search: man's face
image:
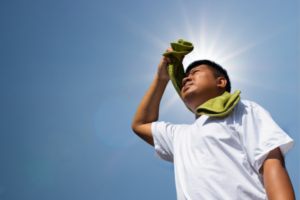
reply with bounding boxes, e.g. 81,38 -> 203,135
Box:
181,64 -> 219,109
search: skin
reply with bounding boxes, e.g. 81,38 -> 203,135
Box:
131,47 -> 295,199
181,65 -> 227,118
260,147 -> 295,200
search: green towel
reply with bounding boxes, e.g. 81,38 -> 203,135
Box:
196,90 -> 241,117
162,39 -> 194,98
162,39 -> 241,117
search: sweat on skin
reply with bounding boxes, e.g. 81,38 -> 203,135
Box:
131,43 -> 295,200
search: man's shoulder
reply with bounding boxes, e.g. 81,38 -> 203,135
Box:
239,99 -> 260,109
152,121 -> 190,130
234,99 -> 269,117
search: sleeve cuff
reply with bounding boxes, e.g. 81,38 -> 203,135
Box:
256,138 -> 295,175
152,122 -> 174,163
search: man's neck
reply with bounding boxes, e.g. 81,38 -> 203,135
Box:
195,114 -> 202,119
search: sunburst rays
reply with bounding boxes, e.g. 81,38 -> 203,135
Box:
119,3 -> 289,114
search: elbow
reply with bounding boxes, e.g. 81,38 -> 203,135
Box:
131,122 -> 137,134
131,120 -> 148,137
131,121 -> 139,135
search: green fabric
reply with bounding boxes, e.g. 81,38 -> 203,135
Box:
162,39 -> 194,99
163,39 -> 241,117
196,90 -> 241,117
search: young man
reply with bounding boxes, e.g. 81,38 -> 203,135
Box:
131,47 -> 295,200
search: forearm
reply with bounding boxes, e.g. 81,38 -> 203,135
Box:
132,49 -> 173,146
132,75 -> 169,126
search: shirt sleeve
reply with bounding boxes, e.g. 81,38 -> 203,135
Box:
151,121 -> 179,163
236,103 -> 295,174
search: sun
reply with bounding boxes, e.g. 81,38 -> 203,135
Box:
121,4 -> 281,115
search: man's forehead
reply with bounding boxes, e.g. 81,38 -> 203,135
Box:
185,64 -> 208,77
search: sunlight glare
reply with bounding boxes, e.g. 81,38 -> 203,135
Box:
121,1 -> 292,116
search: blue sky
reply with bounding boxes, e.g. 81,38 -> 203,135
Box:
0,0 -> 298,199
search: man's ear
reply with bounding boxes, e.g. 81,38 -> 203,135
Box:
217,77 -> 227,89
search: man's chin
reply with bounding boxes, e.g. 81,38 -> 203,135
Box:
182,91 -> 196,106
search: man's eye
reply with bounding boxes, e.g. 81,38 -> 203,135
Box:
192,70 -> 199,74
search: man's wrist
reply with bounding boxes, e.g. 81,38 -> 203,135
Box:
155,75 -> 170,83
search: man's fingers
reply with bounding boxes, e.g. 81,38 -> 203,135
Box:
165,48 -> 173,63
166,47 -> 173,52
161,57 -> 168,63
162,57 -> 171,64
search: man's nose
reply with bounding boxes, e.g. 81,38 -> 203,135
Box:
182,76 -> 192,86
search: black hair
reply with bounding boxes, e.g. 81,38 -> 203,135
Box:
185,60 -> 231,93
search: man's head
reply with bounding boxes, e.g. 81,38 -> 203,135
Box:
181,60 -> 231,113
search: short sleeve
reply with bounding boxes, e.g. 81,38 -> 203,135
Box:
236,102 -> 295,174
151,121 -> 179,163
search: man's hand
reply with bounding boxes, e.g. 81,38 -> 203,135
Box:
131,48 -> 173,146
260,147 -> 295,200
157,47 -> 173,81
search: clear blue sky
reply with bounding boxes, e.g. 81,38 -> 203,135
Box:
0,0 -> 298,199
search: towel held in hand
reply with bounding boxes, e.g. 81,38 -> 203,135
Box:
162,39 -> 241,117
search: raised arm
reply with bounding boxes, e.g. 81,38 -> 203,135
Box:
259,147 -> 295,200
131,48 -> 173,146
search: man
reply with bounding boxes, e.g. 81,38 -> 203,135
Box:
131,47 -> 295,200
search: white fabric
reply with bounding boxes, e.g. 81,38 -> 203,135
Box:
152,100 -> 294,200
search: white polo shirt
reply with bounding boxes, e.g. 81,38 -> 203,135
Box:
152,100 -> 294,200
